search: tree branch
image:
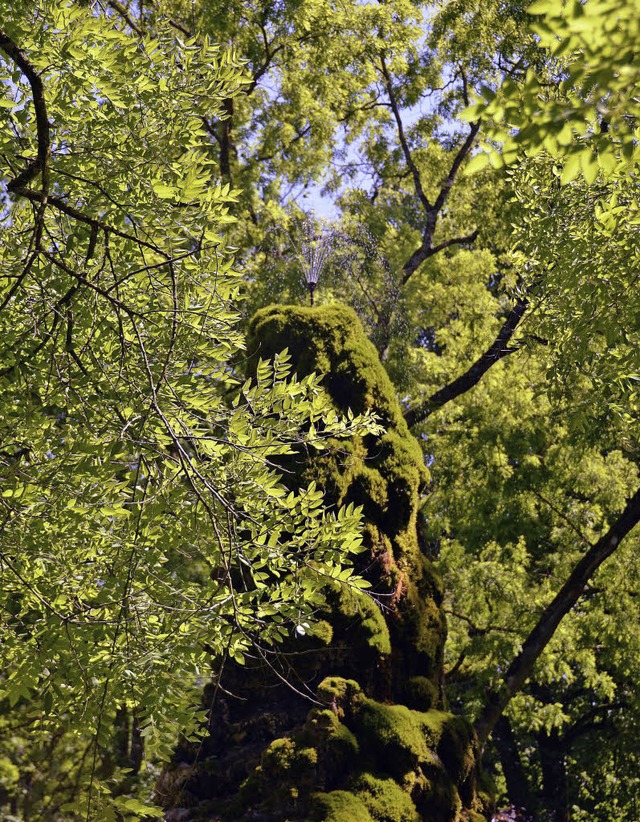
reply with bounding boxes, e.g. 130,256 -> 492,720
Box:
379,53 -> 431,213
245,24 -> 286,95
12,186 -> 166,255
432,121 -> 480,217
404,296 -> 528,427
400,120 -> 480,286
0,28 -> 50,195
105,0 -> 143,36
474,485 -> 640,749
401,229 -> 480,285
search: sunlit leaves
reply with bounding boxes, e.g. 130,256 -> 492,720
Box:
0,1 -> 381,818
465,0 -> 640,184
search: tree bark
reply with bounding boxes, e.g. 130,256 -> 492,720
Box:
538,728 -> 570,822
493,716 -> 537,818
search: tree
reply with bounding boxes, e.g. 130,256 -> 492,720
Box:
0,2 -> 378,817
75,0 -> 640,816
3,0 -> 640,818
460,0 -> 640,744
431,0 -> 640,814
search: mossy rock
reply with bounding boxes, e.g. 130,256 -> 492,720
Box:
302,708 -> 360,787
248,305 -> 406,429
404,676 -> 439,712
333,586 -> 391,657
316,676 -> 363,721
435,715 -> 477,786
167,307 -> 481,821
248,305 -> 446,697
353,698 -> 437,779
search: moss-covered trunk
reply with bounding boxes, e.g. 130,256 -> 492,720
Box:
162,306 -> 488,821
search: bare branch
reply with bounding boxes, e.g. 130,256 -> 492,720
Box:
105,0 -> 143,36
399,121 -> 480,286
432,121 -> 480,216
0,28 -> 50,195
379,53 -> 431,213
13,186 -> 167,255
401,229 -> 479,285
245,25 -> 286,95
256,124 -> 311,163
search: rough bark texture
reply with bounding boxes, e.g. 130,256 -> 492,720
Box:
492,717 -> 536,819
537,729 -> 569,822
161,305 -> 489,822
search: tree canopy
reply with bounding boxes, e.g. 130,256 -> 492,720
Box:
1,0 -> 639,819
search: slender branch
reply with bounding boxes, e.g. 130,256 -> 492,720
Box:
255,124 -> 311,163
405,296 -> 529,427
13,186 -> 166,255
166,16 -> 191,37
245,25 -> 286,95
561,701 -> 629,748
474,485 -> 640,748
0,28 -> 50,195
432,121 -> 480,217
445,608 -> 520,636
0,251 -> 38,313
401,229 -> 479,285
400,121 -> 480,286
428,229 -> 479,258
380,53 -> 431,213
42,251 -> 145,318
105,0 -> 143,36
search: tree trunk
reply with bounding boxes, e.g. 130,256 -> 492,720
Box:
538,728 -> 569,822
493,716 -> 537,819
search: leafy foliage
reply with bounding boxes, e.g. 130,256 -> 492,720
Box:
2,0 -> 640,819
0,2 -> 380,817
466,0 -> 640,182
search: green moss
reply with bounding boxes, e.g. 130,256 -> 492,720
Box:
228,306 -> 479,821
404,676 -> 439,711
248,305 -> 446,693
248,304 -> 410,431
354,773 -> 420,822
316,676 -> 362,720
335,587 -> 391,656
354,698 -> 437,779
311,790 -> 375,822
309,619 -> 334,645
303,708 -> 360,771
435,715 -> 477,786
473,769 -> 496,819
261,737 -> 318,778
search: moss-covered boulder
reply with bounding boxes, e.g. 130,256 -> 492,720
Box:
164,306 -> 483,821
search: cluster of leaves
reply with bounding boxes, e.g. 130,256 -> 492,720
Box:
1,0 -> 639,818
511,160 -> 640,442
0,1 -> 381,817
467,0 -> 640,182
